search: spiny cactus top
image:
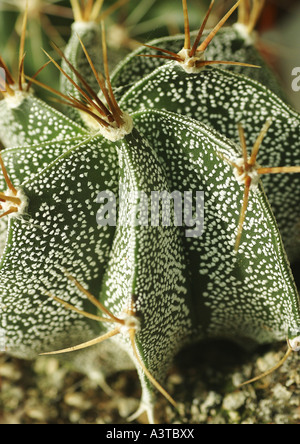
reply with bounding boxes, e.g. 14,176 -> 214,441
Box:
0,0 -> 299,424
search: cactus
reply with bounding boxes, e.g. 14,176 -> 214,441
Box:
0,0 -> 299,424
0,0 -> 74,95
111,0 -> 289,100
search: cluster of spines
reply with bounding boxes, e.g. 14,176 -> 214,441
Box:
0,7 -> 51,97
70,0 -> 128,24
139,0 -> 259,71
27,25 -> 127,132
237,0 -> 266,34
223,120 -> 300,251
0,154 -> 21,219
42,272 -> 177,409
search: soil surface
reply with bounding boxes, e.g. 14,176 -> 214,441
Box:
1,340 -> 299,424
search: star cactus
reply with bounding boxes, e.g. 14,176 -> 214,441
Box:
0,0 -> 299,424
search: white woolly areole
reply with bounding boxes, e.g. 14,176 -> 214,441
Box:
119,313 -> 141,335
72,21 -> 99,33
80,110 -> 133,141
289,336 -> 300,352
233,23 -> 256,46
177,48 -> 206,74
2,187 -> 29,218
4,86 -> 29,109
233,158 -> 261,190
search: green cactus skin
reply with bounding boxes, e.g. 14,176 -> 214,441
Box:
111,26 -> 288,103
111,0 -> 287,103
0,0 -> 73,95
60,20 -> 104,126
120,65 -> 300,263
0,0 -> 299,424
0,92 -> 87,147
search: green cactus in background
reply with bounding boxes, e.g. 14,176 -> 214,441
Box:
0,0 -> 299,424
0,0 -> 73,95
0,0 -> 211,91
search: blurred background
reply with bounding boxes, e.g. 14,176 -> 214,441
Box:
0,0 -> 299,109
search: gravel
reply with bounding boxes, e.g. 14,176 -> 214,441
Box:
0,340 -> 299,424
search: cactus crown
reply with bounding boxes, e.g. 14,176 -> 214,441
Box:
139,0 -> 259,73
